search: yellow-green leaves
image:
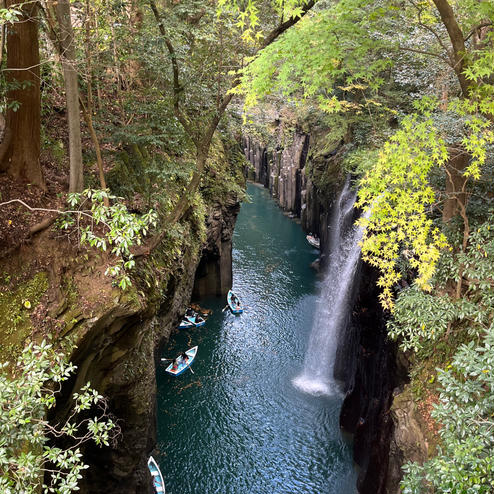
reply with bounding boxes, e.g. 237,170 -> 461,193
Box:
356,115 -> 449,310
217,0 -> 312,43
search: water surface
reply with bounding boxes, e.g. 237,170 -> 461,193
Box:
156,183 -> 356,494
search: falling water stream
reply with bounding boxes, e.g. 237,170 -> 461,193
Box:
156,183 -> 358,494
293,178 -> 365,396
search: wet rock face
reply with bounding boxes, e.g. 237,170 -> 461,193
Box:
46,197 -> 241,494
243,133 -> 323,239
193,198 -> 241,297
244,130 -> 420,493
55,257 -> 199,494
336,264 -> 410,494
386,393 -> 428,494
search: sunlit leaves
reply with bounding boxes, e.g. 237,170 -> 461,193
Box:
218,0 -> 313,42
356,114 -> 449,310
61,189 -> 158,290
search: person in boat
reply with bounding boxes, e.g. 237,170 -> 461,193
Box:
180,352 -> 188,363
186,308 -> 195,317
231,293 -> 239,305
172,358 -> 179,371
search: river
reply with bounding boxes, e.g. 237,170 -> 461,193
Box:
156,183 -> 356,494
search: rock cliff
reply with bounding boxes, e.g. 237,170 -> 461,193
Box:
192,197 -> 240,298
0,189 -> 241,493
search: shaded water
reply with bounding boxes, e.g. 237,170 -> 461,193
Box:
156,183 -> 356,494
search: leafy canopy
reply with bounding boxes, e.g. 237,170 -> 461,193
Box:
355,112 -> 449,310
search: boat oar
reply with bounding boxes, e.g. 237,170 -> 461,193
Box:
189,366 -> 195,374
221,305 -> 230,312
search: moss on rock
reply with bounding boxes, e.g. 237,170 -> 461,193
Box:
0,271 -> 48,360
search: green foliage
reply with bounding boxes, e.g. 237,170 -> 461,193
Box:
201,135 -> 247,203
234,0 -> 392,112
0,273 -> 49,359
0,340 -> 117,494
401,330 -> 494,494
356,114 -> 449,310
217,0 -> 312,42
388,217 -> 493,351
59,190 -> 157,290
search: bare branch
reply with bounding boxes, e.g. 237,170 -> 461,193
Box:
464,21 -> 493,42
406,0 -> 452,58
261,0 -> 315,48
0,198 -> 112,230
398,45 -> 451,63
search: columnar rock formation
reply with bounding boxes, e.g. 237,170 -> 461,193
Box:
243,132 -> 322,243
26,196 -> 242,494
193,197 -> 240,298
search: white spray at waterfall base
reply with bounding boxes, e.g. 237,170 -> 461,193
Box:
293,179 -> 369,397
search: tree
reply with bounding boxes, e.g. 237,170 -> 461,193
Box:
235,0 -> 493,308
0,340 -> 117,493
145,0 -> 316,246
48,0 -> 84,193
0,1 -> 44,188
402,329 -> 494,494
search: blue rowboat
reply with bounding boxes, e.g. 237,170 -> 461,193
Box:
178,318 -> 194,329
147,456 -> 165,493
163,346 -> 198,376
185,314 -> 206,327
227,289 -> 243,314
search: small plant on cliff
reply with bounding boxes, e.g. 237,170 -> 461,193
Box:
0,340 -> 118,494
60,189 -> 158,290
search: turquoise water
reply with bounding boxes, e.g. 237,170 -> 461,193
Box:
156,183 -> 356,494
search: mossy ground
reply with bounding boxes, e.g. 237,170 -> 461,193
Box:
0,272 -> 49,361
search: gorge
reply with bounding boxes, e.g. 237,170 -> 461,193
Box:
1,1 -> 491,493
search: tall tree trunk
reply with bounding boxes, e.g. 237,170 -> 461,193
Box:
82,0 -> 108,204
53,0 -> 84,192
1,0 -> 44,188
432,0 -> 470,97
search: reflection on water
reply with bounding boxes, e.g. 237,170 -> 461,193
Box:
156,184 -> 356,494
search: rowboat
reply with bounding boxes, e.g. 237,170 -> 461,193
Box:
147,456 -> 165,493
163,346 -> 198,376
227,289 -> 243,314
185,314 -> 206,327
177,318 -> 194,329
306,234 -> 320,249
177,311 -> 206,329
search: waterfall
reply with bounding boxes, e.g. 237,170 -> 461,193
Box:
293,178 -> 367,396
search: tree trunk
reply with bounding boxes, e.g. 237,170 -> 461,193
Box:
1,0 -> 44,188
432,0 -> 469,97
54,0 -> 84,192
442,146 -> 469,223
